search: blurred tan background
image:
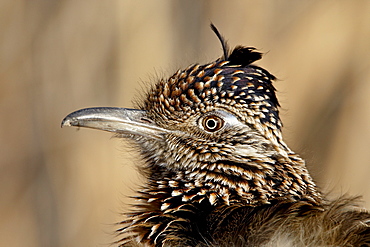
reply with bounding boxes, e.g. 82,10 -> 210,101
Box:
1,1 -> 369,246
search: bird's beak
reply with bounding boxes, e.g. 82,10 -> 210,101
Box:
61,107 -> 167,139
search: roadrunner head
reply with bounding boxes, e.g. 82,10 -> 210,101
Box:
62,24 -> 320,208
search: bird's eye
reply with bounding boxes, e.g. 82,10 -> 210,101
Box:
202,115 -> 224,132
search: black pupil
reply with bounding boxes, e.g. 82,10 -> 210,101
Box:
207,119 -> 217,129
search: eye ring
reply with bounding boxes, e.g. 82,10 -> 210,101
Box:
202,115 -> 224,132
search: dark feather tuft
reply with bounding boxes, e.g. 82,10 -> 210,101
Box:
210,24 -> 263,67
228,46 -> 263,67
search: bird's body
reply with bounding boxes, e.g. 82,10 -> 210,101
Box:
62,25 -> 370,246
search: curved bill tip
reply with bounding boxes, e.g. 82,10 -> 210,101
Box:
61,108 -> 106,128
61,117 -> 75,128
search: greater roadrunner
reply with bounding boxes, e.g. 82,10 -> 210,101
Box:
62,25 -> 370,246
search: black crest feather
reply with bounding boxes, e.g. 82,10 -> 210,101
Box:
210,23 -> 230,60
228,46 -> 263,67
211,24 -> 263,67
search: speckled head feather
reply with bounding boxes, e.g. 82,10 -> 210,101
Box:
142,32 -> 283,152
